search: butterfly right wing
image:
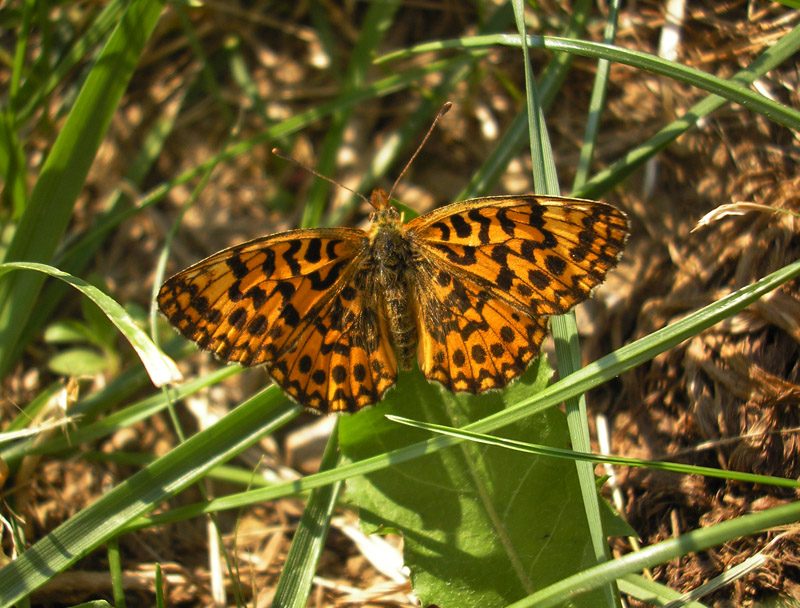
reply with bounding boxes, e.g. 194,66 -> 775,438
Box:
405,195 -> 628,393
157,228 -> 397,412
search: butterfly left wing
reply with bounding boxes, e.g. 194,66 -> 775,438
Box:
405,195 -> 629,392
157,228 -> 397,412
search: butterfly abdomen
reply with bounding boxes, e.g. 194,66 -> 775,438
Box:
369,223 -> 418,369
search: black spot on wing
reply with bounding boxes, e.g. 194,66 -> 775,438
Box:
304,238 -> 322,263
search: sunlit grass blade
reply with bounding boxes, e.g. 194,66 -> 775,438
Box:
511,3 -> 618,604
300,2 -> 401,229
0,0 -> 165,379
52,56 -> 459,272
508,500 -> 800,608
0,365 -> 240,466
376,30 -> 800,132
272,427 -> 343,607
13,1 -> 128,124
617,574 -> 710,608
274,6 -> 400,605
0,262 -> 181,387
454,2 -> 592,201
385,416 -> 800,489
573,1 -> 620,189
0,388 -> 301,606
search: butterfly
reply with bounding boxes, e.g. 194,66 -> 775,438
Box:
157,187 -> 628,413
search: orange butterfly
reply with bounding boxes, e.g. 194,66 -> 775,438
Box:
158,108 -> 628,413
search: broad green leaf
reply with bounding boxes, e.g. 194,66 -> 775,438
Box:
48,347 -> 109,376
340,359 -> 612,608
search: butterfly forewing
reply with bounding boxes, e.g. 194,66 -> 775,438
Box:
157,228 -> 398,412
406,196 -> 629,317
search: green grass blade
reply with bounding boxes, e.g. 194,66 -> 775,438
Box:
0,110 -> 28,219
385,416 -> 800,489
512,4 -> 617,604
274,8 -> 400,604
1,365 -> 238,466
575,23 -> 800,198
13,1 -> 127,124
454,3 -> 591,201
0,262 -> 180,387
0,388 -> 301,606
573,1 -> 620,189
510,500 -> 800,608
0,0 -> 165,378
378,30 -> 800,132
617,574 -> 710,608
299,1 -> 400,229
272,427 -> 343,607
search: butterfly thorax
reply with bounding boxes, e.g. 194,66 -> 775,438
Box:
366,191 -> 418,369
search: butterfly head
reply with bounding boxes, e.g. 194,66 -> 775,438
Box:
368,188 -> 402,227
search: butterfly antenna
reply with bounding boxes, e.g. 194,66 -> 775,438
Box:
271,147 -> 371,206
386,101 -> 452,203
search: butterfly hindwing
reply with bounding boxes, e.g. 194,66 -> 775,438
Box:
410,255 -> 549,392
267,267 -> 398,412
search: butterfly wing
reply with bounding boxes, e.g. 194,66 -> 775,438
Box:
157,228 -> 397,412
405,195 -> 629,391
409,256 -> 549,392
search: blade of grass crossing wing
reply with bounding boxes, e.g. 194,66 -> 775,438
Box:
0,0 -> 166,378
512,2 -> 617,604
564,0 -> 623,595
